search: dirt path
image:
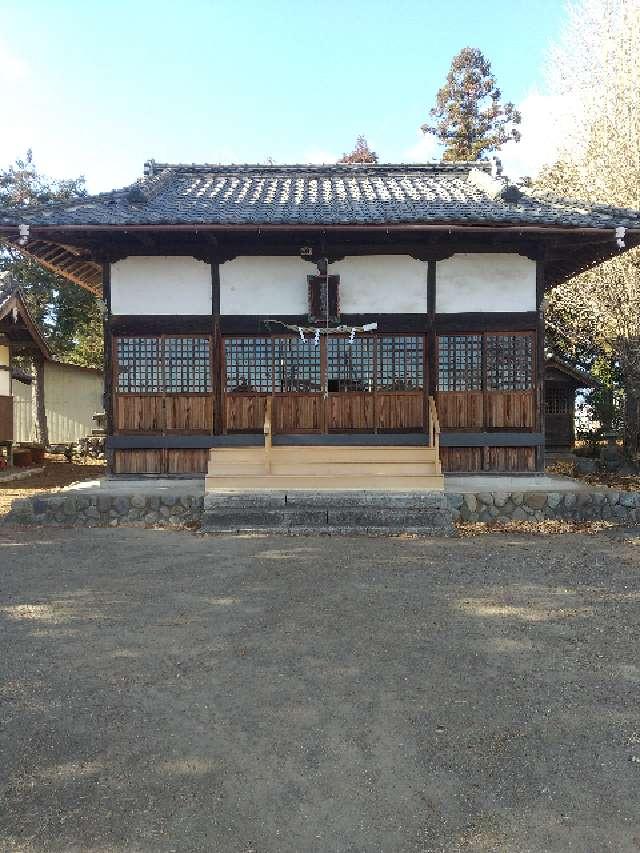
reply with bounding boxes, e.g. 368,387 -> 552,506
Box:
0,459 -> 105,516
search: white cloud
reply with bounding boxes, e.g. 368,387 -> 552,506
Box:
499,90 -> 575,180
402,130 -> 441,163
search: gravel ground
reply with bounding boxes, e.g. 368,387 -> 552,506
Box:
1,527 -> 640,852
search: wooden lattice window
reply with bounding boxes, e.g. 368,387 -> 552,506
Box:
377,336 -> 424,390
327,337 -> 374,392
545,387 -> 572,414
308,275 -> 339,323
164,337 -> 211,393
274,337 -> 321,392
486,334 -> 533,391
438,335 -> 482,391
224,337 -> 273,392
115,337 -> 163,393
116,336 -> 211,393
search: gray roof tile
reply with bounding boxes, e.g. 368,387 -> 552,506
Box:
1,161 -> 640,230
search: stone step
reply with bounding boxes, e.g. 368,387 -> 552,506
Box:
201,489 -> 455,535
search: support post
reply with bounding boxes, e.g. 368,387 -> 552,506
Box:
264,398 -> 272,473
211,260 -> 223,435
102,262 -> 114,473
535,254 -> 546,472
426,259 -> 438,430
34,355 -> 48,448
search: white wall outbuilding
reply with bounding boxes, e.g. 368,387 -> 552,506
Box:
13,362 -> 103,445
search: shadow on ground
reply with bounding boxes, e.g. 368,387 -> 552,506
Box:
1,528 -> 640,852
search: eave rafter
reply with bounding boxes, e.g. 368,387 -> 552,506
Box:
2,221 -> 638,297
545,233 -> 640,288
2,236 -> 102,295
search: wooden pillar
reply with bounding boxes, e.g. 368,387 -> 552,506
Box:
535,254 -> 546,471
211,259 -> 223,435
426,260 -> 437,398
102,262 -> 114,473
33,355 -> 48,447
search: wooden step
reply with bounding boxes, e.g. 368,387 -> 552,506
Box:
209,445 -> 438,464
208,462 -> 440,477
205,474 -> 445,491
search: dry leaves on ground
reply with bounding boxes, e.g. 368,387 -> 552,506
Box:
456,519 -> 616,537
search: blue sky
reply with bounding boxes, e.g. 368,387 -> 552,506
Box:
1,0 -> 568,192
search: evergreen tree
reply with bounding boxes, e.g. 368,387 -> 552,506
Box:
422,48 -> 521,161
0,151 -> 103,368
338,135 -> 379,164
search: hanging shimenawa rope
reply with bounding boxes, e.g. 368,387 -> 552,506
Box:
264,319 -> 378,336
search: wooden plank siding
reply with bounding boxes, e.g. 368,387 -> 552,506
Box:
440,447 -> 483,473
114,394 -> 213,433
224,394 -> 268,432
437,391 -> 534,430
113,448 -> 210,475
114,394 -> 164,433
436,391 -> 484,429
273,394 -> 324,433
375,391 -> 424,431
0,395 -> 13,443
484,391 -> 535,429
167,449 -> 210,474
484,446 -> 536,472
165,394 -> 214,432
440,445 -> 536,473
113,449 -> 164,474
327,394 -> 375,431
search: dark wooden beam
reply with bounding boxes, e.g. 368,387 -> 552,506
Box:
434,312 -> 538,333
102,263 -> 114,472
17,223 -> 638,235
110,315 -> 214,335
211,261 -> 223,435
107,431 -> 545,450
440,432 -> 545,447
427,261 -> 437,399
33,355 -> 48,447
535,257 -> 546,471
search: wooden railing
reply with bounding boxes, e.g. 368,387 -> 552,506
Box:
263,397 -> 272,473
428,395 -> 441,472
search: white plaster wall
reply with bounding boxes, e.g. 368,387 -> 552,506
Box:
220,257 -> 311,314
331,256 -> 428,313
0,344 -> 10,396
436,253 -> 536,313
111,256 -> 212,315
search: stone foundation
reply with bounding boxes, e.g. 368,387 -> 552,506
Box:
4,493 -> 204,528
4,487 -> 640,533
446,489 -> 640,523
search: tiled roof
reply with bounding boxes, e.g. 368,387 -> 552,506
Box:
0,273 -> 52,358
2,161 -> 640,231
